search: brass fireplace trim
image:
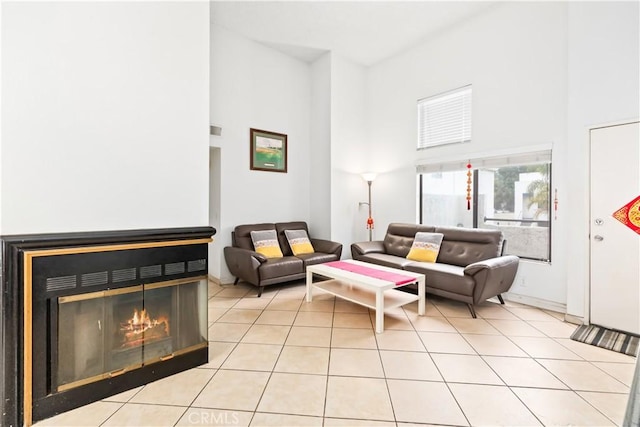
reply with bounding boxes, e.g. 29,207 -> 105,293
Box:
23,252 -> 33,427
58,285 -> 143,304
22,238 -> 212,427
58,276 -> 206,304
56,363 -> 144,393
139,342 -> 208,366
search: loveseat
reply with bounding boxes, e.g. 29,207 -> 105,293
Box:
351,223 -> 519,317
224,221 -> 342,296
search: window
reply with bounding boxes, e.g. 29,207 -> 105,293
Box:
417,150 -> 552,262
418,85 -> 472,149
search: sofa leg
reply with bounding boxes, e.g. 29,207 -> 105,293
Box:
233,277 -> 239,286
497,294 -> 505,305
467,304 -> 477,318
257,286 -> 264,297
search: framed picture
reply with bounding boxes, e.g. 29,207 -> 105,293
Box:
250,128 -> 288,173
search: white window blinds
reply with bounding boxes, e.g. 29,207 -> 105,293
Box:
418,85 -> 472,149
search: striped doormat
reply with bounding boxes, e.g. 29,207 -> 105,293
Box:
571,324 -> 639,357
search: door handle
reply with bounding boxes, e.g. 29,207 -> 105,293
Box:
594,235 -> 604,241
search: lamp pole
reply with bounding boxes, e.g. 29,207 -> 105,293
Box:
361,173 -> 377,242
367,179 -> 373,241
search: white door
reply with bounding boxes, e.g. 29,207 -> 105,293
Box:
590,121 -> 640,334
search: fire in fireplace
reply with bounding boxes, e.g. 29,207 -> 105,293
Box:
121,307 -> 170,347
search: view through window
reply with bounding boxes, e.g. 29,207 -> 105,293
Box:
419,161 -> 551,262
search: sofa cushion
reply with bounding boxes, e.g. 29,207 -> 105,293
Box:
405,262 -> 476,297
355,253 -> 416,270
276,221 -> 310,256
284,229 -> 315,255
383,223 -> 436,257
435,227 -> 503,267
259,256 -> 304,280
296,252 -> 339,267
250,230 -> 284,258
407,232 -> 444,263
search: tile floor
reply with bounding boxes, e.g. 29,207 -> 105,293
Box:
35,280 -> 637,427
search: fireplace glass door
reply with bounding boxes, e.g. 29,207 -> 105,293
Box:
56,278 -> 207,391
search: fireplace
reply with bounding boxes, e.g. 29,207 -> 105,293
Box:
0,227 -> 215,426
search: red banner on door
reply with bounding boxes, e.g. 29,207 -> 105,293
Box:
613,195 -> 640,234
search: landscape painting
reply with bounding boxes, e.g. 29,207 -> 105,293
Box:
250,128 -> 288,173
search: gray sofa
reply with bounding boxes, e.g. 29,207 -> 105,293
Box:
351,223 -> 519,317
224,221 -> 342,296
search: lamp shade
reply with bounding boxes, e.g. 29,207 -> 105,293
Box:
361,172 -> 377,182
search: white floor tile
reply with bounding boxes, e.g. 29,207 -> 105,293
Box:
483,356 -> 568,389
325,376 -> 395,421
419,331 -> 476,354
431,353 -> 503,385
512,387 -> 615,426
537,359 -> 629,393
448,383 -> 541,426
257,373 -> 327,416
102,403 -> 187,427
387,379 -> 468,425
34,401 -> 123,426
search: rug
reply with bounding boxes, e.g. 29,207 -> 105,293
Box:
571,324 -> 639,357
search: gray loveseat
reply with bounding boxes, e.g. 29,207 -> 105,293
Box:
224,221 -> 342,296
351,223 -> 519,317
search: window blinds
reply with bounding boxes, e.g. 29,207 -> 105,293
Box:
418,85 -> 472,149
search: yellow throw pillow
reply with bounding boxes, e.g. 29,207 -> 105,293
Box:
284,229 -> 315,255
407,232 -> 444,263
250,230 -> 283,258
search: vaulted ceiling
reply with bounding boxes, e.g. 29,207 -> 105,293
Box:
210,1 -> 498,66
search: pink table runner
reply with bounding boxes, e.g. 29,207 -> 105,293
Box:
323,261 -> 417,286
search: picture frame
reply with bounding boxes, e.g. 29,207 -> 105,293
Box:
250,128 -> 288,173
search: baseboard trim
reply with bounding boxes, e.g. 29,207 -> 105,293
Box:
503,292 -> 567,314
209,274 -> 235,286
564,313 -> 584,325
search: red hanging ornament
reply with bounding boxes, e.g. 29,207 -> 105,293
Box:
366,217 -> 374,229
466,162 -> 472,210
554,189 -> 558,220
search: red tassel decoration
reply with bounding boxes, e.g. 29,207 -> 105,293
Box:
466,162 -> 472,210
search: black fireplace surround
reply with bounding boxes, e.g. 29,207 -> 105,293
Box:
0,226 -> 216,426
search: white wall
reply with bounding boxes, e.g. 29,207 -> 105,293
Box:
367,2 -> 569,308
566,1 -> 640,318
210,25 -> 311,282
330,55 -> 370,251
1,2 -> 210,234
309,53 -> 332,239
209,147 -> 222,281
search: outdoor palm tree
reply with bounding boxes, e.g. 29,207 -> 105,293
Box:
526,165 -> 550,220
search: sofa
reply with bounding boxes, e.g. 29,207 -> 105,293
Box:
351,223 -> 519,317
224,221 -> 342,296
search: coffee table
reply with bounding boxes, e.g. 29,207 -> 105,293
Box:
305,260 -> 425,333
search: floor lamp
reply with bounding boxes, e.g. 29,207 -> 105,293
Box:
360,173 -> 377,241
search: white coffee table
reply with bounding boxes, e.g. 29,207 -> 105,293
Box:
306,260 -> 425,333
